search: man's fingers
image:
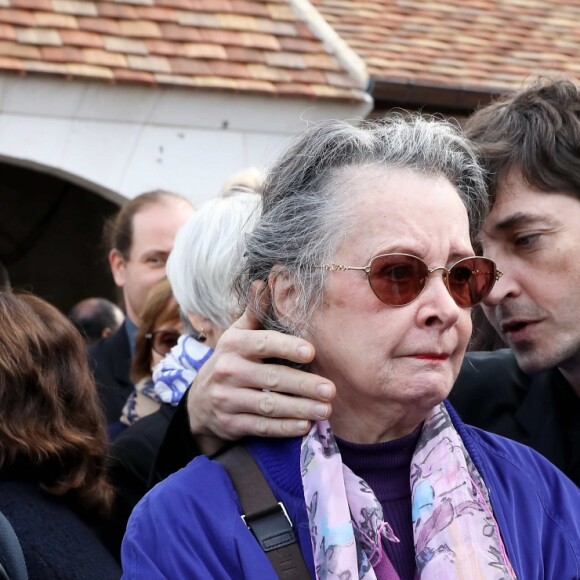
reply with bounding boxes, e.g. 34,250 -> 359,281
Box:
215,383 -> 333,421
215,414 -> 313,440
221,328 -> 315,366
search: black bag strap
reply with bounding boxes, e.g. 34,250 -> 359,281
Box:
215,444 -> 310,579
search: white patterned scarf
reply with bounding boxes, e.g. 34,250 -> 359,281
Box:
300,403 -> 516,579
153,334 -> 213,405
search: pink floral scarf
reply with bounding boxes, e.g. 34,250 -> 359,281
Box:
300,403 -> 516,579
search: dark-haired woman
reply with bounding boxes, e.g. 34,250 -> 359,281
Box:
0,292 -> 120,579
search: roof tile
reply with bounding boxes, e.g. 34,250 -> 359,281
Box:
35,11 -> 77,28
0,8 -> 35,26
145,38 -> 187,55
135,5 -> 178,21
67,62 -> 114,79
248,62 -> 291,82
119,19 -> 162,37
24,60 -> 68,74
158,22 -> 201,41
0,39 -> 39,58
59,29 -> 104,48
97,3 -> 139,19
239,31 -> 280,50
0,55 -> 23,71
265,51 -> 305,69
268,4 -> 298,20
16,27 -> 61,46
83,48 -> 128,67
225,46 -> 265,63
104,35 -> 148,55
178,11 -> 219,28
113,67 -> 156,83
11,0 -> 51,9
183,42 -> 227,58
41,45 -> 82,62
52,0 -> 98,16
168,56 -> 211,75
0,23 -> 15,41
77,17 -> 122,35
127,53 -> 171,72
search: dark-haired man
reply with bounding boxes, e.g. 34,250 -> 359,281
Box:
155,78 -> 579,487
89,191 -> 194,424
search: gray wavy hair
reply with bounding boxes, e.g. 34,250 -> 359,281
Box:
236,114 -> 488,335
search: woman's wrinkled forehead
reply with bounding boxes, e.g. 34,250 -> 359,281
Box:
332,166 -> 472,258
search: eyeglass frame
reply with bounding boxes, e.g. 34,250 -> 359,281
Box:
316,253 -> 503,307
145,329 -> 181,356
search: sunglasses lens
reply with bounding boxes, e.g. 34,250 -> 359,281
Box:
448,257 -> 497,306
153,331 -> 180,355
368,255 -> 429,306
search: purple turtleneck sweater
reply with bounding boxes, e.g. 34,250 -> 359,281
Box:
336,425 -> 421,580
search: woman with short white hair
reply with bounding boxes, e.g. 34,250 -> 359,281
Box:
152,192 -> 261,406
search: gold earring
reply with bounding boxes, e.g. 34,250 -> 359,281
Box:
197,326 -> 207,343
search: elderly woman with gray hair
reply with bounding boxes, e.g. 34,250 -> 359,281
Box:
122,117 -> 580,579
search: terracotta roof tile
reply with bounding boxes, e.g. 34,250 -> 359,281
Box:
97,3 -> 139,19
52,1 -> 98,17
0,55 -> 23,71
59,29 -> 103,48
104,35 -> 148,55
118,19 -> 162,38
0,8 -> 34,26
77,17 -> 122,35
34,11 -> 77,28
41,45 -> 82,62
0,39 -> 39,58
183,42 -> 227,59
0,23 -> 15,40
11,0 -> 51,9
0,0 -> 368,102
83,48 -> 127,68
158,22 -> 201,41
113,67 -> 156,83
24,59 -> 67,74
127,53 -> 171,72
16,27 -> 61,45
66,62 -> 113,79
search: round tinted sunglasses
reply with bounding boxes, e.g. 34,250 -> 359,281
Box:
145,329 -> 180,356
317,253 -> 502,307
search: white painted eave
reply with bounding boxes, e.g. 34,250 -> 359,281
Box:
0,75 -> 373,204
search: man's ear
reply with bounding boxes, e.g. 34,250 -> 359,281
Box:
109,249 -> 127,287
268,265 -> 298,327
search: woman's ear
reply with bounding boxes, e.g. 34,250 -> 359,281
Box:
268,265 -> 298,327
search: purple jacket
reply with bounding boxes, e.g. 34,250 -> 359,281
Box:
122,403 -> 580,579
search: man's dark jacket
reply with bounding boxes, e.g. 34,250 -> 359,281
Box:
449,349 -> 579,486
88,321 -> 133,424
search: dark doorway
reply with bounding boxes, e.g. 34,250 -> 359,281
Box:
0,162 -> 121,313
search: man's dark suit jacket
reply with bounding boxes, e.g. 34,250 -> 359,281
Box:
153,348 -> 580,488
449,349 -> 579,486
88,321 -> 133,424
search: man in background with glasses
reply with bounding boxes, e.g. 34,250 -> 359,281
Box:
156,77 -> 579,487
